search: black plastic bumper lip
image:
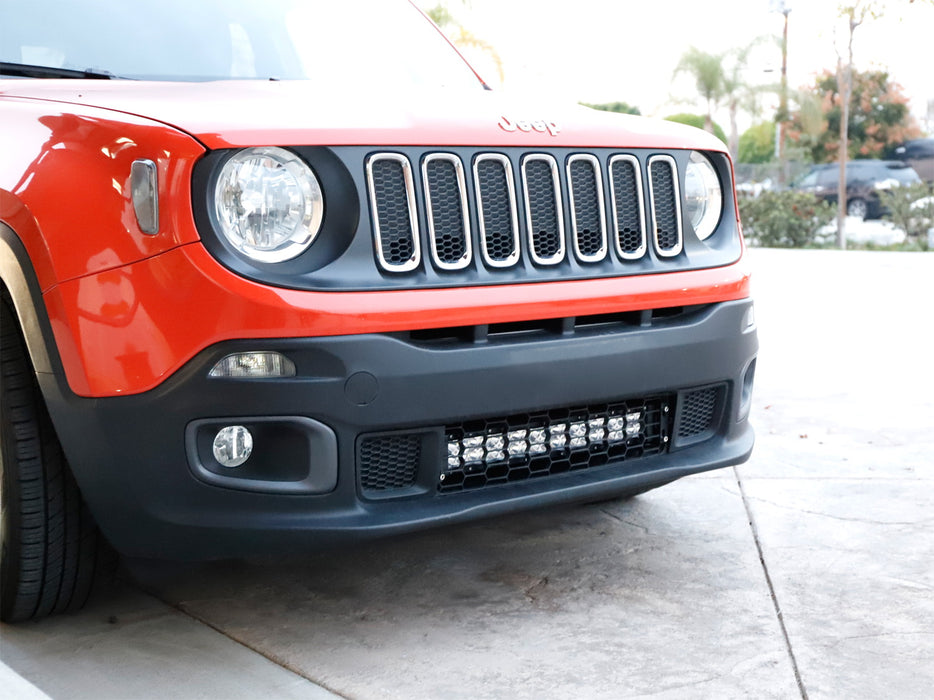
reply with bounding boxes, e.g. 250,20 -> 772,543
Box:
40,298 -> 757,560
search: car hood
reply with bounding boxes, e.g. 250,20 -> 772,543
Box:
0,80 -> 727,153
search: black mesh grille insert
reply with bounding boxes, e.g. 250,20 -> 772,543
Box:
424,158 -> 469,266
475,157 -> 518,265
569,158 -> 606,260
440,396 -> 671,493
368,157 -> 417,269
523,157 -> 563,263
610,157 -> 645,256
650,158 -> 681,254
359,434 -> 421,491
676,386 -> 720,439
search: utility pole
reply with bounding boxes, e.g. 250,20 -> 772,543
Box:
769,1 -> 792,186
777,3 -> 790,188
836,7 -> 864,250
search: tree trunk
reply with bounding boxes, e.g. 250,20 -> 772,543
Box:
778,9 -> 789,187
836,10 -> 859,250
729,101 -> 739,160
837,57 -> 849,249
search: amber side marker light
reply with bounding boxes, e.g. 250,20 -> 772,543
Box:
131,159 -> 159,235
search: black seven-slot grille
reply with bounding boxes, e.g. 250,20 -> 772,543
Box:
365,150 -> 683,273
356,385 -> 725,497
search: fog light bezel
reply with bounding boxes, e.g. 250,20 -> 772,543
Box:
186,416 -> 337,494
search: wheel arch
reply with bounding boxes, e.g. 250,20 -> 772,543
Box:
0,221 -> 65,379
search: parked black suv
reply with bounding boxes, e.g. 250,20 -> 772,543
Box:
793,160 -> 921,219
890,138 -> 934,183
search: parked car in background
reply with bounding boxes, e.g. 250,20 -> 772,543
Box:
890,138 -> 934,183
792,160 -> 921,219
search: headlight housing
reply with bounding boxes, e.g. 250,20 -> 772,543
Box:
683,151 -> 723,241
214,147 -> 324,263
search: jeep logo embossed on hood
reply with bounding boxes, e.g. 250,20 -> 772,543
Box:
498,115 -> 560,137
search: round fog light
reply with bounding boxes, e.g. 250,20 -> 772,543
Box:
213,426 -> 253,468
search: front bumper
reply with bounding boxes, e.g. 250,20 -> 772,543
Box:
43,298 -> 757,560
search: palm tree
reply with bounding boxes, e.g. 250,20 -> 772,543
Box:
722,38 -> 771,159
673,48 -> 726,136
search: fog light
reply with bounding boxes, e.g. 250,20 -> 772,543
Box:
213,426 -> 253,468
209,352 -> 296,379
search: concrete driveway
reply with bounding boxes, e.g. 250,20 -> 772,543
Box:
2,248 -> 932,699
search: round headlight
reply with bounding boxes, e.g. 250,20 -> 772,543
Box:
214,147 -> 324,263
683,151 -> 723,241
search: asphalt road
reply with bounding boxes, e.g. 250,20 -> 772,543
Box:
2,248 -> 932,699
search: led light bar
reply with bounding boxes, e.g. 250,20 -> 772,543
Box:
442,409 -> 645,483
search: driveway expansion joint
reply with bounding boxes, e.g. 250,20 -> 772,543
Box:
734,466 -> 810,700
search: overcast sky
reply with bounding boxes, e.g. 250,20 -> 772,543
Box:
433,0 -> 933,133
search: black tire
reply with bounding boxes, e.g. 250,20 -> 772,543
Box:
1,295 -> 100,622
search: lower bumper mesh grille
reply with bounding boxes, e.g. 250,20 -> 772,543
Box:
359,434 -> 421,491
357,385 -> 727,497
673,384 -> 725,446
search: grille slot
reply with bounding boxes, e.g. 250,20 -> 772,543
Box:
648,155 -> 683,257
609,154 -> 647,259
423,154 -> 472,270
567,154 -> 608,263
359,434 -> 421,492
521,154 -> 565,265
366,154 -> 421,272
474,154 -> 520,267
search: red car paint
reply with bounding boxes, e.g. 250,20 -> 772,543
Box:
2,81 -> 747,398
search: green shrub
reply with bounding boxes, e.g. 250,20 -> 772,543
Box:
879,182 -> 934,250
738,122 -> 775,165
739,190 -> 835,248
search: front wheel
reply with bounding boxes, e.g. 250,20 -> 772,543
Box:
1,295 -> 100,622
847,197 -> 868,219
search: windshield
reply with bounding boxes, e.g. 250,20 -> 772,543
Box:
0,0 -> 484,89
